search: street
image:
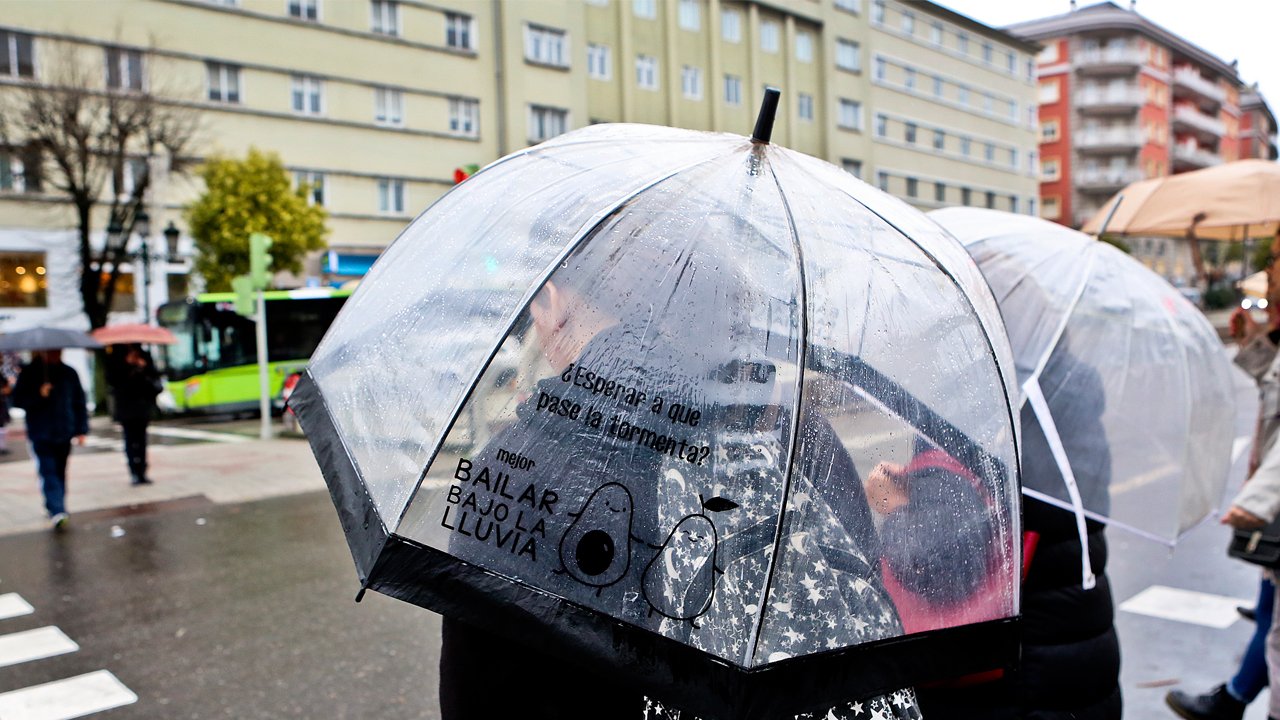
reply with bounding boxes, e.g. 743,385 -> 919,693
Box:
0,362 -> 1269,720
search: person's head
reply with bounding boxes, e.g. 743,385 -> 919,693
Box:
39,349 -> 62,365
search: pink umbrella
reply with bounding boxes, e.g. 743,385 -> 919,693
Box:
90,323 -> 177,346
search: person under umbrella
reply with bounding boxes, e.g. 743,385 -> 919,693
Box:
106,343 -> 163,486
13,349 -> 88,530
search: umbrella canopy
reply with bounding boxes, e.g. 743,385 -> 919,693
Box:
932,208 -> 1236,551
293,123 -> 1022,719
1240,271 -> 1267,298
0,327 -> 102,352
1082,159 -> 1280,241
90,323 -> 178,346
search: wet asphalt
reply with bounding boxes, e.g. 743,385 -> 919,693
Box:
0,491 -> 443,719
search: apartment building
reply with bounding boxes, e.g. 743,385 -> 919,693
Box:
866,0 -> 1041,214
1008,1 -> 1261,229
1240,87 -> 1278,161
0,0 -> 1040,333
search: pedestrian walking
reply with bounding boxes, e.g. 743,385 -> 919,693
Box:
106,344 -> 162,486
12,349 -> 88,529
0,370 -> 12,455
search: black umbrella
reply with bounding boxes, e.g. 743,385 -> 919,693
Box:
0,327 -> 103,352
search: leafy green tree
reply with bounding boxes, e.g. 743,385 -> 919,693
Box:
186,148 -> 328,291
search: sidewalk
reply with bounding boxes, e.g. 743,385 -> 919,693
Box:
0,437 -> 325,536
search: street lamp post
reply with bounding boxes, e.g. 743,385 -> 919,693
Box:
134,210 -> 152,323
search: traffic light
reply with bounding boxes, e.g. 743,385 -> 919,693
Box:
231,275 -> 256,316
453,163 -> 480,184
249,233 -> 274,289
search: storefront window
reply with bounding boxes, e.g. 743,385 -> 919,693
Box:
0,252 -> 47,307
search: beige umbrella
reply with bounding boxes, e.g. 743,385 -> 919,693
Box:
1240,270 -> 1267,298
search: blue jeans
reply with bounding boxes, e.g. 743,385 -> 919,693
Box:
31,440 -> 70,517
1229,576 -> 1274,703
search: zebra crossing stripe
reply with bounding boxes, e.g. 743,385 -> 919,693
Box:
0,670 -> 137,720
0,627 -> 79,668
0,593 -> 35,620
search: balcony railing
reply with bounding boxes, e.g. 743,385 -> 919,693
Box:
1173,143 -> 1224,168
1173,104 -> 1226,136
1076,86 -> 1144,108
1076,47 -> 1145,68
1173,67 -> 1227,105
1074,127 -> 1145,148
1077,167 -> 1146,187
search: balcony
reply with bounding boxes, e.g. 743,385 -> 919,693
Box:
1076,86 -> 1143,113
1173,66 -> 1227,106
1173,104 -> 1226,138
1075,47 -> 1144,73
1173,142 -> 1223,170
1076,166 -> 1146,192
1074,127 -> 1145,151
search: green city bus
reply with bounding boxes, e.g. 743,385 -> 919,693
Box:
156,287 -> 352,414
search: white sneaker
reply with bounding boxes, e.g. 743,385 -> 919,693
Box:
50,513 -> 69,530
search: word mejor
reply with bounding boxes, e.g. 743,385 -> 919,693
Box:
443,458 -> 559,562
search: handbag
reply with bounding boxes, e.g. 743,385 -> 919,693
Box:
1229,515 -> 1280,568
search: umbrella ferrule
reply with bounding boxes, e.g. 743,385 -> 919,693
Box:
751,87 -> 781,145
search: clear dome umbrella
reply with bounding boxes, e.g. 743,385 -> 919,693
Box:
293,98 -> 1022,720
930,207 -> 1237,578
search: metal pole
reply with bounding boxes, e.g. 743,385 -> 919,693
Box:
256,288 -> 272,440
1096,193 -> 1123,236
140,236 -> 151,323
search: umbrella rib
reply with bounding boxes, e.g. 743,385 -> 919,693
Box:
390,153 -> 734,536
744,156 -> 809,667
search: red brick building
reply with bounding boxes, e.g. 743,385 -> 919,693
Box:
1240,87 -> 1278,160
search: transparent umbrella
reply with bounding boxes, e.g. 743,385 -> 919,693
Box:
294,109 -> 1022,720
931,208 -> 1237,571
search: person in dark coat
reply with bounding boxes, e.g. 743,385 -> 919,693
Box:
107,344 -> 163,485
13,349 -> 88,529
0,370 -> 11,455
917,345 -> 1120,720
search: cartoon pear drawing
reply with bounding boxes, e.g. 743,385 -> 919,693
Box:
558,483 -> 634,589
643,514 -> 719,621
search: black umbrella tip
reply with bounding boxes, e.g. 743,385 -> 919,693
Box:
752,88 -> 782,144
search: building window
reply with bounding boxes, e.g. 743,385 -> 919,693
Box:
681,66 -> 702,100
982,94 -> 994,113
0,252 -> 48,308
903,67 -> 915,90
1009,148 -> 1018,166
1040,119 -> 1059,142
529,105 -> 568,142
983,143 -> 995,162
1042,196 -> 1060,219
760,21 -> 779,53
901,11 -> 914,35
377,178 -> 405,214
1027,105 -> 1037,127
904,122 -> 917,144
636,55 -> 658,90
1038,42 -> 1059,64
837,99 -> 862,130
288,0 -> 318,20
1010,196 -> 1019,213
933,129 -> 945,150
587,43 -> 612,80
526,25 -> 568,67
1,146 -> 39,193
905,177 -> 918,197
958,85 -> 969,105
934,182 -> 946,203
1029,150 -> 1038,176
105,47 -> 143,90
930,22 -> 943,46
724,74 -> 742,106
985,191 -> 996,209
798,93 -> 813,121
295,171 -> 325,207
206,62 -> 241,103
795,33 -> 813,63
1006,52 -> 1016,73
961,187 -> 971,206
872,0 -> 884,24
836,39 -> 860,72
721,9 -> 742,42
375,87 -> 404,126
450,98 -> 479,136
933,76 -> 943,97
835,0 -> 860,13
0,31 -> 35,79
110,158 -> 147,199
291,75 -> 323,114
678,0 -> 700,31
842,159 -> 862,178
982,42 -> 993,64
370,0 -> 399,35
877,171 -> 889,192
874,57 -> 886,81
1038,79 -> 1059,104
633,0 -> 657,19
1028,198 -> 1036,216
956,33 -> 968,55
1041,158 -> 1060,180
447,13 -> 474,50
960,136 -> 971,155
1026,58 -> 1035,79
875,113 -> 887,136
1007,100 -> 1017,120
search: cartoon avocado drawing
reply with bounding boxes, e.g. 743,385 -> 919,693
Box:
642,514 -> 720,623
558,483 -> 635,591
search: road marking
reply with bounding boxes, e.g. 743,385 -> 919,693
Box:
1110,463 -> 1178,496
80,437 -> 123,451
0,670 -> 137,720
1234,435 -> 1253,464
0,627 -> 79,668
0,593 -> 35,620
1119,585 -> 1252,628
147,426 -> 250,443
